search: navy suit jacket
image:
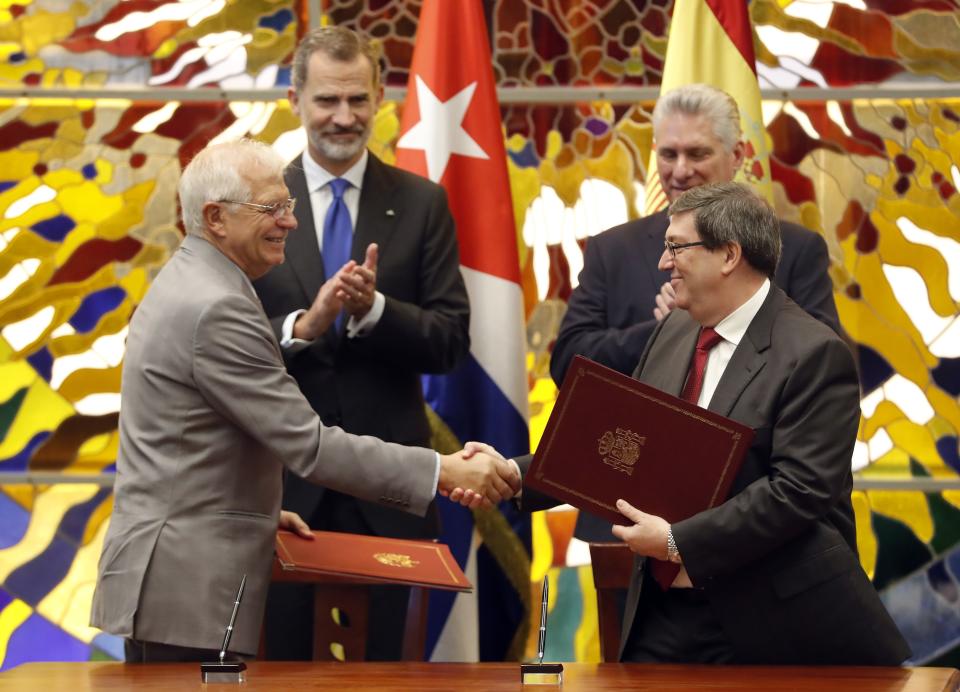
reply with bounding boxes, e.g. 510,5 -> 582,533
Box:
551,210 -> 841,541
253,153 -> 470,539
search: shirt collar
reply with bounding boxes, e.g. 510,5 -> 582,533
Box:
301,148 -> 368,193
714,278 -> 770,347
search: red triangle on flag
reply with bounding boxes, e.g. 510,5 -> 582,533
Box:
396,0 -> 520,284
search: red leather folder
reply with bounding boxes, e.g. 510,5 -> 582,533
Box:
527,355 -> 754,525
274,530 -> 472,591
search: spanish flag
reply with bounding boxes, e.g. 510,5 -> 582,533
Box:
644,0 -> 772,214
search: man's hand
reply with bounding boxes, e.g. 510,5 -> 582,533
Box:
279,510 -> 314,539
438,447 -> 521,509
653,281 -> 677,322
336,243 -> 378,319
610,499 -> 670,559
292,263 -> 354,340
443,442 -> 521,508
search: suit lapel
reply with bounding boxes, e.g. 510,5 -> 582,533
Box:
707,287 -> 782,417
638,310 -> 699,396
354,154 -> 398,262
284,160 -> 325,302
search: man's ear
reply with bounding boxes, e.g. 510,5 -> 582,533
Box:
202,202 -> 227,238
720,242 -> 743,276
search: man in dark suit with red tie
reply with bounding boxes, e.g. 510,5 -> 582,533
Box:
607,181 -> 909,664
551,85 -> 841,543
253,27 -> 469,661
455,182 -> 907,664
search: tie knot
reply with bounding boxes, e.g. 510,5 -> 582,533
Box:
328,178 -> 350,199
697,327 -> 723,352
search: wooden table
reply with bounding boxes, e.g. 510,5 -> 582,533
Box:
0,662 -> 957,691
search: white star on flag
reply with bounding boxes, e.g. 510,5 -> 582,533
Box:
396,75 -> 489,183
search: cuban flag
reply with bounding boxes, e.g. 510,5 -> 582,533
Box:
395,0 -> 531,662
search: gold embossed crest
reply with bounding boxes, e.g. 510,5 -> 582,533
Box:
597,428 -> 645,475
373,552 -> 420,568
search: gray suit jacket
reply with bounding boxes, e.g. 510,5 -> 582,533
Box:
90,235 -> 437,654
254,154 -> 469,539
618,286 -> 909,664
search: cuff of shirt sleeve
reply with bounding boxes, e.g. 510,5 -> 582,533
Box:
509,458 -> 523,498
280,309 -> 312,353
346,291 -> 385,338
432,452 -> 441,497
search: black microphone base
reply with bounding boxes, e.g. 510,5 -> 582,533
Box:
520,662 -> 563,685
200,661 -> 247,683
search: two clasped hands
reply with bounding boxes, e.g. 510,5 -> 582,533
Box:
437,442 -> 673,563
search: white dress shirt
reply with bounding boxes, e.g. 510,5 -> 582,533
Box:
280,150 -> 385,347
672,278 -> 770,587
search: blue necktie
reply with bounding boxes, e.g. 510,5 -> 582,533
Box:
322,178 -> 352,331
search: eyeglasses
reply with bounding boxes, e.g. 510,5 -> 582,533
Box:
220,197 -> 296,220
664,239 -> 706,258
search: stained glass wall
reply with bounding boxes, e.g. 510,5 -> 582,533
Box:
1,0 -> 958,669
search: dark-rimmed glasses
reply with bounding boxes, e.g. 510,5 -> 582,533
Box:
664,239 -> 706,258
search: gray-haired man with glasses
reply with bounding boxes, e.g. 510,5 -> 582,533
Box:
90,138 -> 516,663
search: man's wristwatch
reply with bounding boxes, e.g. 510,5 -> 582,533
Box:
666,527 -> 682,564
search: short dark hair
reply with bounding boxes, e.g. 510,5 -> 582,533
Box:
291,26 -> 380,93
669,182 -> 781,278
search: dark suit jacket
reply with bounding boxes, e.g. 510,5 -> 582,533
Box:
253,153 -> 470,538
614,286 -> 909,665
551,210 -> 841,541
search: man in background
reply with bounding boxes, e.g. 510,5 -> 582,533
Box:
91,139 -> 516,663
253,27 -> 470,660
551,83 -> 841,542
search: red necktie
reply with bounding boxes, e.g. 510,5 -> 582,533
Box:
679,327 -> 723,404
649,326 -> 723,590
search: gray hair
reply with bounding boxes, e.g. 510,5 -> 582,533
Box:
652,84 -> 742,152
669,182 -> 781,277
291,26 -> 380,94
178,139 -> 285,237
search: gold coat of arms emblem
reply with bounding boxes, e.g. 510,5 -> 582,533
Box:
597,428 -> 645,475
373,552 -> 420,568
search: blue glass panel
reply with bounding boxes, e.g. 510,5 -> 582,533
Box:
0,492 -> 30,550
26,348 -> 52,382
30,215 -> 76,242
68,287 -> 125,333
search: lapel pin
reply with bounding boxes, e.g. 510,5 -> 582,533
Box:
386,209 -> 395,217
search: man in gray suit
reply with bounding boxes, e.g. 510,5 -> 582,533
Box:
89,139 -> 518,663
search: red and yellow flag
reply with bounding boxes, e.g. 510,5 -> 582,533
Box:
644,0 -> 772,214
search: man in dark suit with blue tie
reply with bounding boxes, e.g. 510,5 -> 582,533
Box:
253,26 -> 470,661
551,83 -> 842,543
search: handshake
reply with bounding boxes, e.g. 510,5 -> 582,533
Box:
437,442 -> 521,509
